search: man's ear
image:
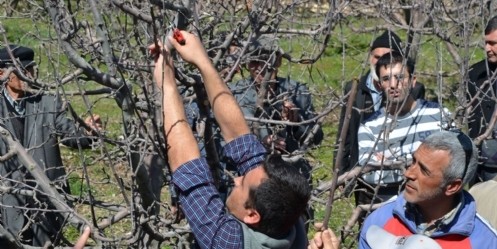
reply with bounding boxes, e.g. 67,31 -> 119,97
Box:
444,179 -> 463,197
411,75 -> 417,88
242,208 -> 261,226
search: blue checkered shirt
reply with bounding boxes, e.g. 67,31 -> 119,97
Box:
172,134 -> 267,248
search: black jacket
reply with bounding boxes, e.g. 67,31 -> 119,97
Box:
467,60 -> 497,169
467,59 -> 497,139
334,72 -> 425,174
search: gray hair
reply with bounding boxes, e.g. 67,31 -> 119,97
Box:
421,131 -> 478,186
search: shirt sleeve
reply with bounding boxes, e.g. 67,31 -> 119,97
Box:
172,158 -> 243,249
357,123 -> 378,166
223,134 -> 267,175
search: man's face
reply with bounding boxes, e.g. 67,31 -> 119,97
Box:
370,47 -> 392,66
485,29 -> 497,64
246,54 -> 280,85
403,145 -> 450,206
247,59 -> 268,84
369,47 -> 392,81
379,63 -> 415,106
226,166 -> 267,222
0,66 -> 35,97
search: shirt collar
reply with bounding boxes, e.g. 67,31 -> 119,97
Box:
366,73 -> 383,111
406,192 -> 464,236
366,73 -> 381,94
3,87 -> 26,115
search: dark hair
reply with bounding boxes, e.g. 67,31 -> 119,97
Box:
244,154 -> 311,237
485,16 -> 497,35
375,51 -> 415,79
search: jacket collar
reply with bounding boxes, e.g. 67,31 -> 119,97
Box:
392,191 -> 476,237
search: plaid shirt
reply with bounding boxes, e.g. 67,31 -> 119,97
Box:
173,134 -> 266,248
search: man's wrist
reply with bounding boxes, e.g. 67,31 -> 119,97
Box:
195,58 -> 215,73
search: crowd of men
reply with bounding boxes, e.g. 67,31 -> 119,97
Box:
2,14 -> 497,249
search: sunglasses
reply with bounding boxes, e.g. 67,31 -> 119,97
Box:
450,129 -> 473,182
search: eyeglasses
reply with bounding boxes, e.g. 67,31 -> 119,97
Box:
380,74 -> 407,83
450,129 -> 473,182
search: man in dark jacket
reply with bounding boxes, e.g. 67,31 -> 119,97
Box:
467,15 -> 497,182
230,35 -> 324,183
335,30 -> 425,177
0,45 -> 101,246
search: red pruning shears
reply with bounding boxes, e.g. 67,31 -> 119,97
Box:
173,28 -> 185,45
164,25 -> 186,51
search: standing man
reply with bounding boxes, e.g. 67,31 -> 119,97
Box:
335,30 -> 425,176
359,131 -> 497,248
231,35 -> 323,180
0,45 -> 101,246
356,52 -> 449,204
467,15 -> 497,182
151,31 -> 311,248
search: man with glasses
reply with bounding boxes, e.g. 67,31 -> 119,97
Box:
0,45 -> 101,246
356,51 -> 449,204
334,30 -> 425,177
359,130 -> 497,248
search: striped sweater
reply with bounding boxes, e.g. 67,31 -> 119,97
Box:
357,99 -> 450,184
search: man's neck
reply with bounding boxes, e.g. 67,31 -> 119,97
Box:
387,96 -> 416,116
5,87 -> 24,100
417,195 -> 459,225
488,60 -> 497,73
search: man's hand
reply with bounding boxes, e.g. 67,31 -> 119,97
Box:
73,226 -> 91,249
148,41 -> 175,89
373,152 -> 385,162
167,31 -> 211,67
281,100 -> 300,122
85,114 -> 102,134
262,134 -> 287,154
308,228 -> 340,249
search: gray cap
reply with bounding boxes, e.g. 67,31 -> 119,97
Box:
244,34 -> 283,59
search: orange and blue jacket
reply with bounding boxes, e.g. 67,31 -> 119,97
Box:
359,191 -> 497,249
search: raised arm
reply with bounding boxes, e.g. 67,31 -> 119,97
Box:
151,39 -> 247,249
149,43 -> 200,171
168,31 -> 250,143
